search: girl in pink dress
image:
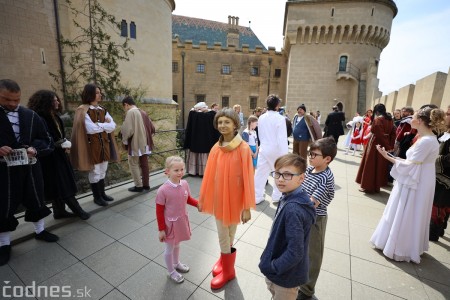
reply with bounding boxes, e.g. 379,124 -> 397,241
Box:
155,156 -> 199,283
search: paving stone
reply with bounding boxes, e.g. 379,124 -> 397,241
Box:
83,241 -> 150,286
118,261 -> 197,300
36,262 -> 113,300
57,226 -> 115,260
90,213 -> 142,240
119,222 -> 165,260
8,243 -> 77,285
119,203 -> 156,225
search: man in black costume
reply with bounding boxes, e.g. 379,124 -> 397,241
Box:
0,79 -> 59,266
184,104 -> 220,176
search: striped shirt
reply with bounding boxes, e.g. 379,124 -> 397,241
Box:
301,166 -> 335,216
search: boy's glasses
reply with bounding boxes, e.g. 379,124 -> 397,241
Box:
270,171 -> 302,180
308,151 -> 323,159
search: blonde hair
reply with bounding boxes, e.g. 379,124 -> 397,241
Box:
165,156 -> 185,169
247,115 -> 258,130
417,107 -> 447,134
233,104 -> 241,112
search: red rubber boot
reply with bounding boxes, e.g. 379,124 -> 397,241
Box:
211,248 -> 236,290
212,256 -> 222,277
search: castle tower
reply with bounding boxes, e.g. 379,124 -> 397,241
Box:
283,0 -> 397,120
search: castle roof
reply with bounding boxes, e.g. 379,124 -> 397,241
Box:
172,15 -> 267,50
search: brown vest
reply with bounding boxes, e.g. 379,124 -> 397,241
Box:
87,108 -> 111,164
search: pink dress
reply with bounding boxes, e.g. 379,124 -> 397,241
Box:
155,180 -> 192,244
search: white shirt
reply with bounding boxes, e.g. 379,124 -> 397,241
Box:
85,105 -> 116,134
257,110 -> 288,156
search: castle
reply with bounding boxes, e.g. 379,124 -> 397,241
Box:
2,0 -> 448,125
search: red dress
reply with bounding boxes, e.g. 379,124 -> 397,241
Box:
351,127 -> 362,145
356,116 -> 396,193
362,125 -> 372,146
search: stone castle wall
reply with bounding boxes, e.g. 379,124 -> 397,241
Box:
284,0 -> 396,122
0,0 -> 60,102
374,69 -> 450,111
172,40 -> 286,125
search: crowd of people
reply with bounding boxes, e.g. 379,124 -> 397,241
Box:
0,79 -> 156,266
1,78 -> 449,299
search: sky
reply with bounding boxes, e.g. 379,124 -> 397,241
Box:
173,0 -> 450,95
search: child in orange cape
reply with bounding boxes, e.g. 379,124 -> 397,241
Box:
199,108 -> 256,290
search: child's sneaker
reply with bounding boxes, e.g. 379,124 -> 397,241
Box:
168,270 -> 184,283
174,262 -> 190,273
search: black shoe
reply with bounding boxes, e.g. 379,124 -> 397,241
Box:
143,186 -> 150,191
0,245 -> 11,266
102,194 -> 114,202
35,230 -> 59,242
53,210 -> 76,219
128,186 -> 144,192
94,197 -> 108,206
77,210 -> 91,220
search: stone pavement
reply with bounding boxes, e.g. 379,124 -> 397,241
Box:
1,146 -> 450,300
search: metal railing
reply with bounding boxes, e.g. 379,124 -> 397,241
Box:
14,129 -> 186,217
337,62 -> 360,80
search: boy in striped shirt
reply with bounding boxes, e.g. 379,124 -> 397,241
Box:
298,137 -> 337,300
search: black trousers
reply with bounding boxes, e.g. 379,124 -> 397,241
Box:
0,162 -> 51,232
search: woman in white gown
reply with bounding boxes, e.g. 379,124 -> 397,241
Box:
370,107 -> 446,263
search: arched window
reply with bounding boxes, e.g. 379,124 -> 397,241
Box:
120,20 -> 128,37
339,55 -> 348,72
130,21 -> 136,39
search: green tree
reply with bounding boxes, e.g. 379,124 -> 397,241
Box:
51,0 -> 134,103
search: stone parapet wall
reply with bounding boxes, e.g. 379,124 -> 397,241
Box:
374,69 -> 450,111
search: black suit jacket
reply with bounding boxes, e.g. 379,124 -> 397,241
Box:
325,111 -> 345,136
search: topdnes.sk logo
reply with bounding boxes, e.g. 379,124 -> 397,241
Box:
2,281 -> 92,298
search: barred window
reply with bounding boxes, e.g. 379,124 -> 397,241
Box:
250,97 -> 258,109
250,66 -> 259,76
274,68 -> 282,78
222,96 -> 230,108
196,94 -> 206,102
222,64 -> 231,74
197,63 -> 205,73
172,61 -> 179,72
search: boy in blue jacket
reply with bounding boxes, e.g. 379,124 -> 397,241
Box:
259,153 -> 316,300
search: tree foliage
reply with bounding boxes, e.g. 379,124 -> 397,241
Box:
50,0 -> 134,103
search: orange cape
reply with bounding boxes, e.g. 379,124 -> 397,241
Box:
199,134 -> 256,226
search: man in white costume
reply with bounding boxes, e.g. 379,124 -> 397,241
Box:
254,94 -> 289,204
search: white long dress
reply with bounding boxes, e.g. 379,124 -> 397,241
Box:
370,135 -> 439,263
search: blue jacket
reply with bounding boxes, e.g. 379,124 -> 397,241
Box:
259,186 -> 316,288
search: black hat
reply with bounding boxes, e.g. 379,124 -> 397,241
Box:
297,104 -> 306,111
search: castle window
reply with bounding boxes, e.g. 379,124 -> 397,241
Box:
371,7 -> 374,16
249,97 -> 258,110
130,21 -> 136,39
120,20 -> 127,37
222,96 -> 230,108
222,64 -> 231,75
196,94 -> 206,103
196,63 -> 205,73
173,95 -> 178,103
331,8 -> 335,17
172,61 -> 179,73
339,55 -> 348,72
250,66 -> 259,76
274,68 -> 282,78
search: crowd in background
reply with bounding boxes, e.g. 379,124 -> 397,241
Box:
1,78 -> 449,298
